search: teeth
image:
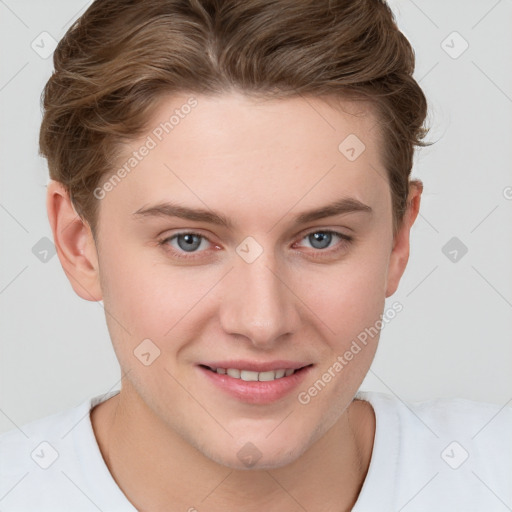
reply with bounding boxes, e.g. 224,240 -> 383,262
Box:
258,370 -> 276,382
214,367 -> 298,381
241,370 -> 259,381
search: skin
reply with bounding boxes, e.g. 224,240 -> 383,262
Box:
47,91 -> 421,512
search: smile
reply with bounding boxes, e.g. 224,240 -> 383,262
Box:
198,363 -> 313,404
204,366 -> 298,381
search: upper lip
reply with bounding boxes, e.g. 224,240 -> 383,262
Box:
199,360 -> 312,372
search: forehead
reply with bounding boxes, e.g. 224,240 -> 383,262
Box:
100,91 -> 388,225
145,90 -> 382,161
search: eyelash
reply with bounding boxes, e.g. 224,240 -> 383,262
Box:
157,229 -> 353,261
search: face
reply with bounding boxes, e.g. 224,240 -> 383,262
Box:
53,91 -> 417,469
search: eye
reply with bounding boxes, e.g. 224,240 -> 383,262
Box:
158,232 -> 214,260
294,229 -> 353,257
158,229 -> 353,261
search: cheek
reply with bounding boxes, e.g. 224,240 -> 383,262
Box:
299,243 -> 390,343
98,239 -> 219,348
294,253 -> 388,417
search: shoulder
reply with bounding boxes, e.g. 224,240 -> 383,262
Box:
0,402 -> 81,473
354,391 -> 512,511
358,389 -> 512,440
0,390 -> 126,511
0,401 -> 82,509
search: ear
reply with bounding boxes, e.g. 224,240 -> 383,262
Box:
46,180 -> 102,301
385,180 -> 423,298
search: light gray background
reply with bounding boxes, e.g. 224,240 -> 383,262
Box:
1,0 -> 511,434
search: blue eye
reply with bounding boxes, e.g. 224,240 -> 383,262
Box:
172,233 -> 204,252
158,229 -> 353,261
305,231 -> 338,250
295,230 -> 353,258
159,232 -> 211,259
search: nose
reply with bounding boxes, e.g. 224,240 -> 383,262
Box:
218,249 -> 300,349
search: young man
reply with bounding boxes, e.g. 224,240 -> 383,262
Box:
1,1 -> 510,511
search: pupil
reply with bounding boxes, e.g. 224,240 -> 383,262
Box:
178,234 -> 200,251
311,232 -> 331,249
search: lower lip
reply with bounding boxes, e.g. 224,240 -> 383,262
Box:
197,365 -> 313,405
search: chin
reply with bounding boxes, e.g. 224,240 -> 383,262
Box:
197,433 -> 313,471
207,448 -> 303,471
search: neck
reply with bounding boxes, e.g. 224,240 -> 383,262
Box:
91,387 -> 375,512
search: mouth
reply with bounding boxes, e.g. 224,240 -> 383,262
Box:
199,364 -> 311,382
197,362 -> 314,404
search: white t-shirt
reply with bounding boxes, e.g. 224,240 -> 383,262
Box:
1,389 -> 510,511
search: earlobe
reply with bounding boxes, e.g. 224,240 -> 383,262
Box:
46,180 -> 103,302
385,181 -> 422,298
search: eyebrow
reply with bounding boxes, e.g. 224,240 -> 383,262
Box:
132,197 -> 373,229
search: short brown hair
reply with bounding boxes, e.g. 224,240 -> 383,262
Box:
39,0 -> 431,237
